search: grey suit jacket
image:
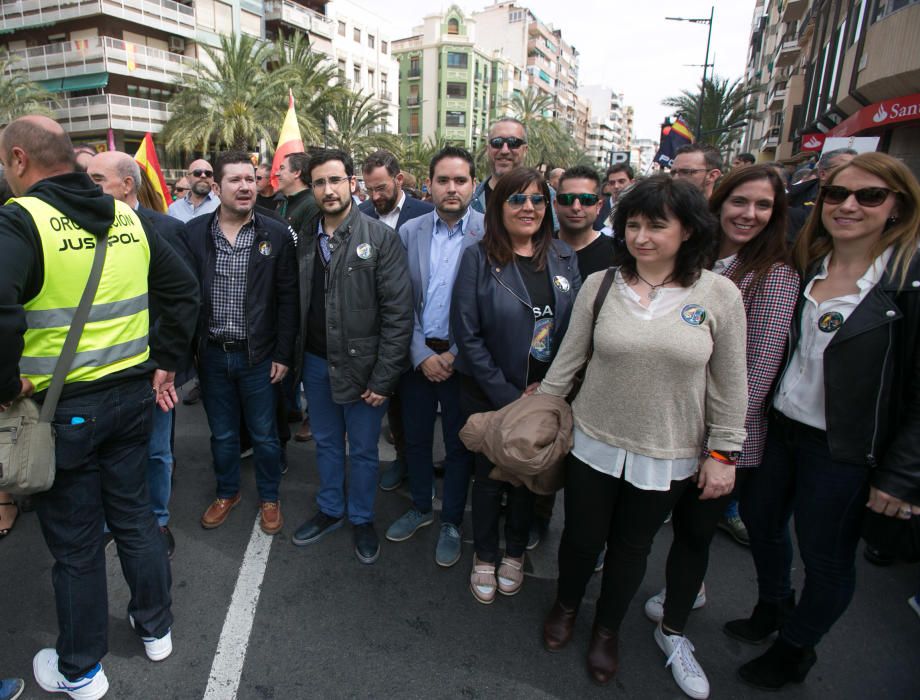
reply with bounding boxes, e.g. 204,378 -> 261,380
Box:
398,208 -> 485,369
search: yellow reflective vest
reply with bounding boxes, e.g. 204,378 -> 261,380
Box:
15,196 -> 151,393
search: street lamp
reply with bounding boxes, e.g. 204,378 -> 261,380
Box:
666,6 -> 714,142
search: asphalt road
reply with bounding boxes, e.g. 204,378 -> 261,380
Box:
3,398 -> 919,699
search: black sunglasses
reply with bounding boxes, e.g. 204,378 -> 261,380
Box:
506,193 -> 547,208
174,186 -> 189,193
190,169 -> 213,178
556,193 -> 600,206
821,185 -> 897,207
489,136 -> 526,150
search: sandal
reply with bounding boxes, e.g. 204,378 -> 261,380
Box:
0,501 -> 19,538
497,555 -> 524,596
470,556 -> 497,604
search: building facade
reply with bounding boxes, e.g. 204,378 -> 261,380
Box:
579,85 -> 634,169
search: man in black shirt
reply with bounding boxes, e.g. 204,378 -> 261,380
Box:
555,166 -> 616,279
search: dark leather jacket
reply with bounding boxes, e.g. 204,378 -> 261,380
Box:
297,204 -> 413,402
452,239 -> 582,409
781,251 -> 920,503
183,209 -> 299,368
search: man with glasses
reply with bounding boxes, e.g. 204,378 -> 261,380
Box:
670,143 -> 723,199
172,176 -> 189,201
594,163 -> 634,232
166,158 -> 219,223
788,147 -> 857,242
292,149 -> 412,565
255,162 -> 280,211
358,150 -> 433,492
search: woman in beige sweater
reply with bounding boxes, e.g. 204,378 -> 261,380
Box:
538,175 -> 748,686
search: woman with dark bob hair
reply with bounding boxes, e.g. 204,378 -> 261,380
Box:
728,152 -> 920,690
538,175 -> 748,686
642,165 -> 800,698
452,167 -> 581,604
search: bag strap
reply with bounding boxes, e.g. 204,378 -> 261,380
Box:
585,267 -> 616,362
38,235 -> 108,423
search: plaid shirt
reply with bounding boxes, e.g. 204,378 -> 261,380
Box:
720,257 -> 801,468
208,213 -> 255,341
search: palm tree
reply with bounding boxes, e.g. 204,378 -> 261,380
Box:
0,53 -> 53,126
325,91 -> 389,160
162,34 -> 288,154
503,86 -> 588,171
662,75 -> 760,152
388,134 -> 448,184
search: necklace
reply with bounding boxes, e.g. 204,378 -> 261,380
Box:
634,271 -> 673,300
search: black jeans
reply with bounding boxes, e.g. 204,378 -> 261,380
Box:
557,454 -> 686,631
461,376 -> 534,563
35,379 -> 172,680
741,412 -> 870,648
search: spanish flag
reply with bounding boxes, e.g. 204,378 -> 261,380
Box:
653,115 -> 695,168
134,133 -> 172,211
271,89 -> 305,190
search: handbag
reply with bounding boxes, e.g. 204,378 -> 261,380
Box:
567,267 -> 616,403
0,234 -> 108,495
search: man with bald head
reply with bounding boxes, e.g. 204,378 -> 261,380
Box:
0,115 -> 198,697
166,156 -> 219,223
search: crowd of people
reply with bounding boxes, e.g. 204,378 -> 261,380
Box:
0,112 -> 918,700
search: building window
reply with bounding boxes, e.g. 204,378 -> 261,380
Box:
368,34 -> 375,49
509,9 -> 523,22
446,111 -> 466,127
381,40 -> 388,54
381,74 -> 388,94
354,27 -> 361,42
353,65 -> 361,85
409,55 -> 420,77
409,111 -> 419,134
446,82 -> 467,98
338,20 -> 346,37
337,59 -> 346,80
368,68 -> 375,90
446,51 -> 468,68
447,18 -> 460,34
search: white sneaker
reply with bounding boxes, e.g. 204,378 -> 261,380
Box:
33,649 -> 109,700
644,585 -> 706,622
654,625 -> 710,699
129,615 -> 173,661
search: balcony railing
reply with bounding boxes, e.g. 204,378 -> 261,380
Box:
264,0 -> 333,39
761,126 -> 781,149
378,91 -> 392,102
768,80 -> 788,109
6,36 -> 196,85
0,0 -> 195,38
783,0 -> 807,23
775,38 -> 801,67
407,68 -> 421,78
50,93 -> 172,134
406,95 -> 419,106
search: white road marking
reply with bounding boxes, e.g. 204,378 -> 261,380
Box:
202,517 -> 273,700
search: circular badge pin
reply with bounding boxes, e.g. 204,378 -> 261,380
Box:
552,275 -> 571,293
258,240 -> 272,256
818,311 -> 844,333
356,242 -> 372,259
680,304 -> 707,326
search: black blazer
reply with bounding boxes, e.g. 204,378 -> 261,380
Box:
593,197 -> 613,231
359,193 -> 434,231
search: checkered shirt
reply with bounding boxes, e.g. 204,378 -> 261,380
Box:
721,257 -> 801,468
208,213 -> 255,341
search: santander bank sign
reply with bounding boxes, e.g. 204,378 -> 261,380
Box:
831,92 -> 920,137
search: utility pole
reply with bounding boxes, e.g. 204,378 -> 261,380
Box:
666,6 -> 714,141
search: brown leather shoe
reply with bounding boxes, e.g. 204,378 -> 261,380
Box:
260,501 -> 283,535
294,417 -> 313,442
200,494 -> 241,529
543,600 -> 579,652
586,623 -> 619,686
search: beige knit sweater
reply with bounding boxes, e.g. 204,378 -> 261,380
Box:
539,269 -> 748,459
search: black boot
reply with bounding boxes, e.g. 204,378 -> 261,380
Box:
738,637 -> 817,690
724,592 -> 795,644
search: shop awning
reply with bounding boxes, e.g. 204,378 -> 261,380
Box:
38,72 -> 109,93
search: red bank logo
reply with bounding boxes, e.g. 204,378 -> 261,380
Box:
804,135 -> 823,148
873,105 -> 890,123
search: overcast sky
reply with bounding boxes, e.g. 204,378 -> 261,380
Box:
348,0 -> 757,141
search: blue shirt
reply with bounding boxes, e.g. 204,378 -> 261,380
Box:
166,191 -> 219,223
422,209 -> 469,340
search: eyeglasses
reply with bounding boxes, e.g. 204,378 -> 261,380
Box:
173,186 -> 189,194
821,185 -> 898,207
312,175 -> 352,189
256,175 -> 266,181
556,193 -> 600,206
489,136 -> 527,150
670,168 -> 708,178
505,193 -> 547,208
367,181 -> 395,195
190,169 -> 213,178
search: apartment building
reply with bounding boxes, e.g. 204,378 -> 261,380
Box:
393,6 -> 525,149
579,85 -> 634,168
472,1 -> 581,134
742,0 -> 920,173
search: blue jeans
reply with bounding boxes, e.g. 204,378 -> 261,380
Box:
34,379 -> 172,680
399,368 -> 472,525
199,345 -> 282,502
303,352 -> 388,525
147,407 -> 173,526
741,412 -> 870,648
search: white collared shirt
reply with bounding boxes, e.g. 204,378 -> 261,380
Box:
378,191 -> 406,230
774,247 -> 893,430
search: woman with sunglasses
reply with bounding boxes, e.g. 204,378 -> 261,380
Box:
640,165 -> 799,698
729,152 -> 920,690
538,175 -> 748,685
452,167 -> 581,604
